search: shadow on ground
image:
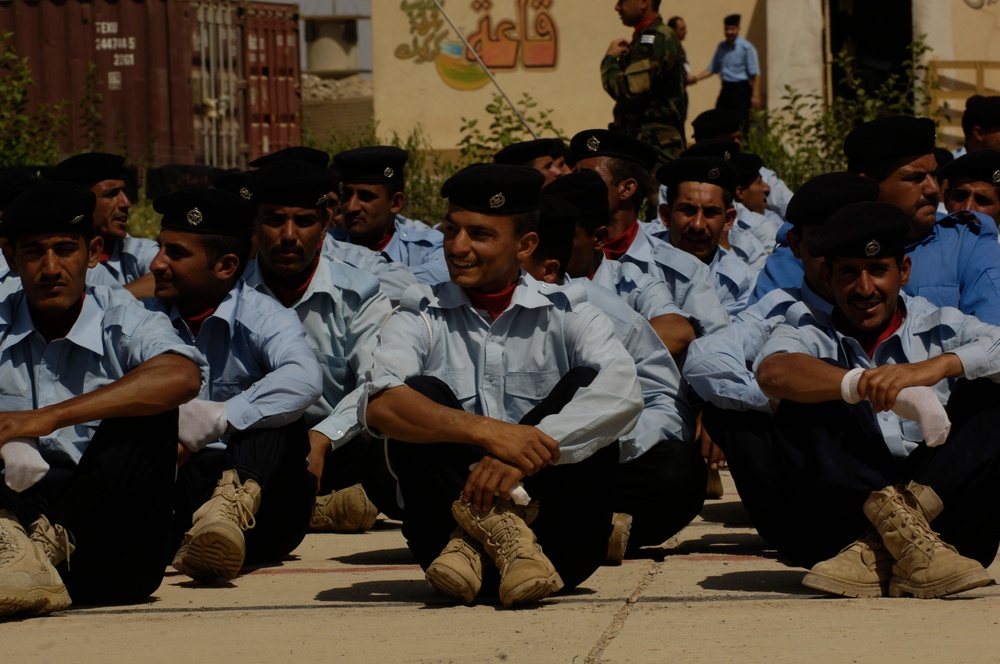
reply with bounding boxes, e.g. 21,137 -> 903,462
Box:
331,547 -> 416,566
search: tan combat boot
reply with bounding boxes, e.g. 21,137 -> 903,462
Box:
424,527 -> 485,604
309,484 -> 378,533
0,511 -> 71,617
802,481 -> 946,598
172,469 -> 261,583
451,498 -> 562,608
605,512 -> 633,566
864,485 -> 991,598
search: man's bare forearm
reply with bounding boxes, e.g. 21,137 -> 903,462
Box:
367,385 -> 487,446
756,352 -> 846,403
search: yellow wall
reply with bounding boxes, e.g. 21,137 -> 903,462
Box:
373,0 -> 764,151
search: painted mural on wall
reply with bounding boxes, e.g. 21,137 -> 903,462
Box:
395,0 -> 558,91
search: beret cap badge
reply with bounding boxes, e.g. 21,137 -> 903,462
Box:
187,208 -> 203,226
70,214 -> 84,225
586,136 -> 600,152
707,167 -> 721,179
383,167 -> 394,178
864,239 -> 880,257
489,192 -> 506,209
317,194 -> 330,205
239,187 -> 252,201
993,170 -> 1000,185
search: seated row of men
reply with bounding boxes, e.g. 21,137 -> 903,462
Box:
3,103 -> 1000,619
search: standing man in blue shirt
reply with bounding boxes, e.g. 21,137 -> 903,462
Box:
694,15 -> 761,130
0,182 -> 204,618
147,189 -> 322,584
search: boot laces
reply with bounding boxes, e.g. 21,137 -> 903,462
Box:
491,513 -> 528,564
0,521 -> 20,565
891,492 -> 943,555
31,521 -> 75,570
219,485 -> 257,531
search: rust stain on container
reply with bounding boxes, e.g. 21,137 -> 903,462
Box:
0,0 -> 301,168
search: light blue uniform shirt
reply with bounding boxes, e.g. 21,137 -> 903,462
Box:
756,294 -> 1000,458
147,280 -> 322,434
382,216 -> 449,286
323,232 -> 418,304
591,256 -> 684,321
97,234 -> 159,285
761,166 -> 793,219
0,284 -> 206,466
734,202 -> 780,253
244,255 -> 391,448
709,36 -> 760,83
623,223 -> 730,334
684,280 -> 832,412
360,273 -> 643,464
567,276 -> 693,462
750,212 -> 1000,324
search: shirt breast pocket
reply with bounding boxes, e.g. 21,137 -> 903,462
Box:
319,354 -> 351,391
209,380 -> 244,403
899,418 -> 925,446
504,371 -> 562,423
624,59 -> 653,95
915,284 -> 960,310
431,370 -> 478,408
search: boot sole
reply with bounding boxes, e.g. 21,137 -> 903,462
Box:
0,584 -> 71,617
889,567 -> 992,598
500,573 -> 564,608
802,570 -> 886,598
425,564 -> 480,604
172,530 -> 245,583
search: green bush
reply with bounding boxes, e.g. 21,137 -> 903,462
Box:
0,31 -> 67,167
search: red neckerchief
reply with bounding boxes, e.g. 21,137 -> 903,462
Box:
360,227 -> 395,253
99,240 -> 115,264
601,223 -> 640,261
263,254 -> 321,307
860,306 -> 905,358
633,13 -> 659,37
465,282 -> 517,321
184,305 -> 217,338
35,293 -> 85,342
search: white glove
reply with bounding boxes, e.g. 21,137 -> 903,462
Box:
0,437 -> 49,492
178,400 -> 229,452
890,386 -> 952,447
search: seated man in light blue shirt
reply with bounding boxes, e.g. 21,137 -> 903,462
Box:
754,202 -> 1000,599
47,153 -> 159,299
146,189 -> 323,584
523,195 -> 704,561
939,149 -> 1000,226
334,146 -> 449,285
0,182 -> 204,619
362,164 -> 642,608
240,160 -> 395,533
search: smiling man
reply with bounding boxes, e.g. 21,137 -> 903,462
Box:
0,181 -> 204,618
362,164 -> 641,608
239,159 -> 395,534
753,201 -> 1000,599
46,153 -> 159,298
147,188 -> 322,584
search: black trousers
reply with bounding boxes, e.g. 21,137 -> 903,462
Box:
0,410 -> 178,605
717,80 -> 753,129
704,379 -> 1000,568
389,368 -> 617,592
318,434 -> 404,521
173,418 -> 315,565
614,438 -> 706,551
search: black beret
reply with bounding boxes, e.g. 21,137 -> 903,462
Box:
213,170 -> 250,197
844,116 -> 936,169
808,201 -> 910,259
494,138 -> 565,166
0,181 -> 96,239
537,195 -> 579,252
47,152 -> 125,187
334,146 -> 408,185
656,157 -> 737,197
241,160 -> 337,208
681,138 -> 740,161
155,188 -> 257,238
729,152 -> 763,188
933,147 -> 954,171
250,146 -> 330,169
441,164 -> 544,215
786,172 -> 881,227
964,95 -> 1000,128
569,129 -> 657,171
542,170 -> 610,232
0,173 -> 40,210
724,14 -> 741,26
939,149 -> 1000,187
691,109 -> 742,140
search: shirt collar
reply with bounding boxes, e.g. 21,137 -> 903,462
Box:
166,283 -> 239,340
3,288 -> 105,356
430,272 -> 553,312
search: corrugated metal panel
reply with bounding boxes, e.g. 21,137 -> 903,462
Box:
245,1 -> 301,161
0,0 -> 301,168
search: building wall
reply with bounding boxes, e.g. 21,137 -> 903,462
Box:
373,0 -> 764,151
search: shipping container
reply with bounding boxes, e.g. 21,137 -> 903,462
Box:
0,0 -> 301,169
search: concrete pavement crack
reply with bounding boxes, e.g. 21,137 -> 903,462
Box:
584,560 -> 662,663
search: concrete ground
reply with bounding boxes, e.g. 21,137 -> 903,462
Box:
2,471 -> 998,663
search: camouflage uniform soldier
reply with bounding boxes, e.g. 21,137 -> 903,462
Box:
602,0 -> 686,171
